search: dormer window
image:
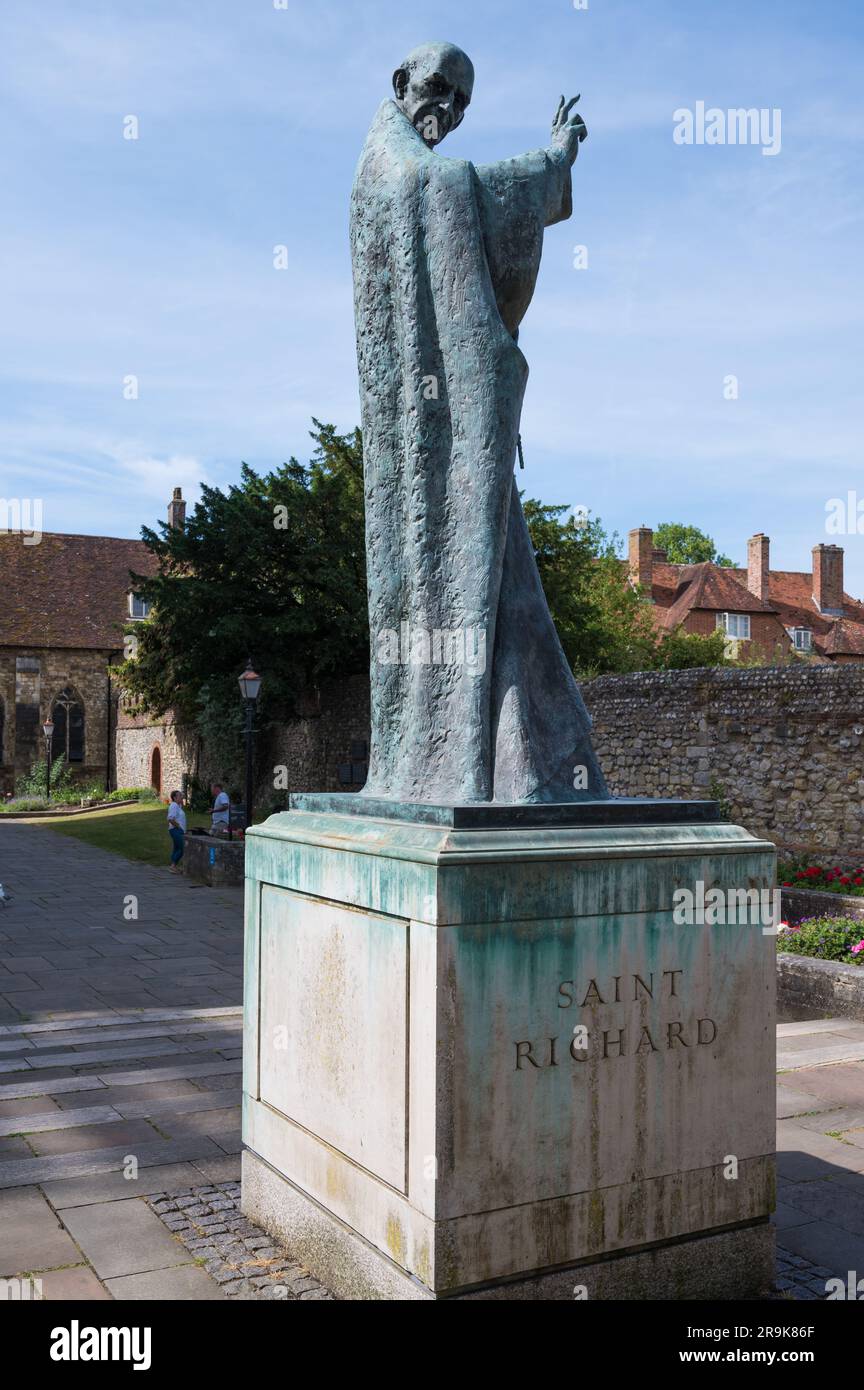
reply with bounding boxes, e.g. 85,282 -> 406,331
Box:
790,627 -> 812,652
128,593 -> 150,620
716,612 -> 751,640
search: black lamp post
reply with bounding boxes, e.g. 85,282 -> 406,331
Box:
238,660 -> 262,831
42,719 -> 54,801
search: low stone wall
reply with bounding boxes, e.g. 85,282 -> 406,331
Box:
581,665 -> 864,857
0,798 -> 136,821
777,953 -> 864,1021
781,886 -> 864,926
182,833 -> 244,887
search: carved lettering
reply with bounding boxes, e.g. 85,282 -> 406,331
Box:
514,969 -> 721,1067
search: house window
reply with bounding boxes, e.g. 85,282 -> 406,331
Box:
128,593 -> 150,620
791,628 -> 812,651
716,612 -> 751,640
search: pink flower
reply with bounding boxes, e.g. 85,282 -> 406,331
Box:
852,941 -> 864,955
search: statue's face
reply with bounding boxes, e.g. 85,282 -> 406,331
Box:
393,44 -> 474,147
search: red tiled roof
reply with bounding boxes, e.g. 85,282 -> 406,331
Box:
627,555 -> 864,659
0,531 -> 155,650
649,561 -> 777,630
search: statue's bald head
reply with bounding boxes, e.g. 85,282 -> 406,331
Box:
392,41 -> 474,147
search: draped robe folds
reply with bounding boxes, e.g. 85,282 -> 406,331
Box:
350,99 -> 608,804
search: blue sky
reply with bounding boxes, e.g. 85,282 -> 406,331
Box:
1,0 -> 863,586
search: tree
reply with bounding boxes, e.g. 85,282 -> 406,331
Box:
523,505 -> 728,675
116,422 -> 369,770
523,502 -> 659,676
654,522 -> 733,567
654,626 -> 727,670
118,430 -> 728,766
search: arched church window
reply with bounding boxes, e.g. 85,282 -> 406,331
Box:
51,688 -> 85,764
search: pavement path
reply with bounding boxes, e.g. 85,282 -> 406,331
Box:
1,820 -> 864,1300
775,1017 -> 864,1291
0,820 -> 244,1298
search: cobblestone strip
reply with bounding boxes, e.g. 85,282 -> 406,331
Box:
772,1245 -> 836,1300
146,1182 -> 334,1300
147,1184 -> 834,1303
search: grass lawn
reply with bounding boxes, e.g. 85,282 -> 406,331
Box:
32,802 -> 212,868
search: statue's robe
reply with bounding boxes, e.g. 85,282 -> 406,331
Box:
350,99 -> 608,804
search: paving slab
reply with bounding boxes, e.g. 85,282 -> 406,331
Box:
773,1199 -> 817,1231
777,1218 -> 864,1277
0,1104 -> 122,1137
116,1090 -> 242,1121
787,1106 -> 864,1136
0,1135 -> 225,1188
0,1095 -> 62,1120
106,1264 -> 227,1299
53,1080 -> 203,1110
42,1161 -> 209,1209
27,1118 -> 159,1157
212,1130 -> 242,1154
36,1265 -> 111,1300
777,1121 -> 864,1177
26,1040 -> 195,1070
0,1074 -> 106,1101
778,1041 -> 864,1069
780,1177 -> 864,1235
0,1136 -> 33,1156
776,1086 -> 835,1119
98,1059 -> 242,1087
0,1186 -> 83,1276
151,1107 -> 240,1140
777,1019 -> 856,1037
59,1197 -> 192,1279
191,1155 -> 242,1184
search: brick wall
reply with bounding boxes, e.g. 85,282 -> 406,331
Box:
581,665 -> 864,855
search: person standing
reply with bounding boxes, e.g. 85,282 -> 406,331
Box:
167,790 -> 186,873
210,782 -> 230,833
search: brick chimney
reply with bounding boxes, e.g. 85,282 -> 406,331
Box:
747,533 -> 770,601
628,526 -> 654,597
168,487 -> 186,531
812,543 -> 844,615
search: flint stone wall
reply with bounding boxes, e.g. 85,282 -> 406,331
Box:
581,665 -> 864,856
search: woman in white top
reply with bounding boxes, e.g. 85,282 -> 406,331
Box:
167,790 -> 187,873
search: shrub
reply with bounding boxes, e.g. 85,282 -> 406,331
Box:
0,796 -> 51,814
15,756 -> 78,800
183,777 -> 213,814
105,786 -> 157,803
776,915 -> 864,965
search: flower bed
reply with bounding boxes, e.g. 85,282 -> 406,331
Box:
776,914 -> 864,1020
776,915 -> 864,966
778,856 -> 864,896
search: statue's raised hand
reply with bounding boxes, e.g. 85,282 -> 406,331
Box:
551,95 -> 587,165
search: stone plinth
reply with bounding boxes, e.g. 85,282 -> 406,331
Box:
241,805 -> 776,1299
